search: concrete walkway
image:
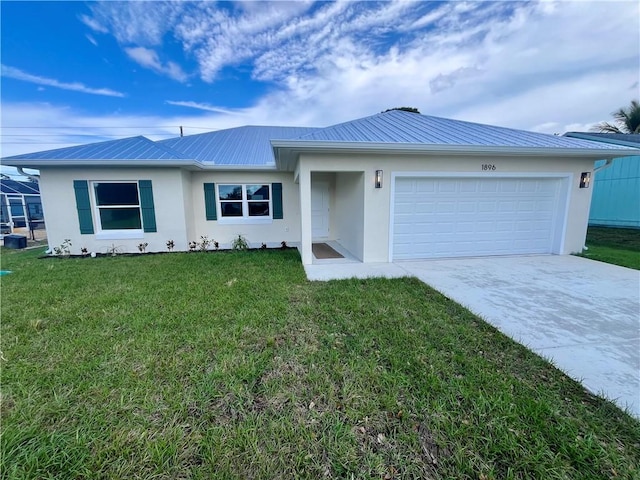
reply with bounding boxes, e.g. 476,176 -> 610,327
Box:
304,255 -> 640,417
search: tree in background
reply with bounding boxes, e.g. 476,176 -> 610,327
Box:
383,107 -> 421,114
592,100 -> 640,134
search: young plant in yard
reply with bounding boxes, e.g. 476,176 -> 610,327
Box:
80,247 -> 88,256
105,244 -> 123,257
137,242 -> 148,253
261,243 -> 267,250
231,234 -> 249,251
199,235 -> 211,251
213,240 -> 219,250
281,240 -> 288,249
166,240 -> 175,251
188,241 -> 197,252
52,239 -> 72,257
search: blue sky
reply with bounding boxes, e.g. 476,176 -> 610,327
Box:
1,0 -> 639,173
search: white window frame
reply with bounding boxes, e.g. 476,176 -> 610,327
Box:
91,181 -> 144,240
217,183 -> 273,225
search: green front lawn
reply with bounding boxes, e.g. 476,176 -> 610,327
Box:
1,248 -> 639,479
578,226 -> 640,269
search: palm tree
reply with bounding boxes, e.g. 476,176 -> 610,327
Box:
592,100 -> 640,134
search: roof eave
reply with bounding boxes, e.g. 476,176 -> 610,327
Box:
271,140 -> 634,170
564,132 -> 640,149
1,159 -> 197,168
2,158 -> 279,171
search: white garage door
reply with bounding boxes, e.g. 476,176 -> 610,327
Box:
393,177 -> 564,260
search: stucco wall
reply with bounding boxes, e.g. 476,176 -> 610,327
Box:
181,170 -> 196,242
334,172 -> 365,261
38,152 -> 595,262
298,153 -> 595,263
38,167 -> 190,254
190,171 -> 300,248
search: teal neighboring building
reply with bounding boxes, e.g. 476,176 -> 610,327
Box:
565,133 -> 640,229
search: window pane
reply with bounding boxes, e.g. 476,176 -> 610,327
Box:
9,199 -> 25,217
219,185 -> 243,200
0,195 -> 8,223
220,202 -> 243,217
248,202 -> 270,217
27,203 -> 43,220
247,185 -> 269,200
95,183 -> 139,206
99,208 -> 142,229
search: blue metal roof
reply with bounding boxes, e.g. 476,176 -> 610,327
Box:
3,111 -> 635,168
159,125 -> 318,165
0,179 -> 40,195
298,110 -> 632,150
564,132 -> 640,148
5,135 -> 188,160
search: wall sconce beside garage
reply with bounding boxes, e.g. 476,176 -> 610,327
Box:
375,170 -> 383,188
579,172 -> 591,188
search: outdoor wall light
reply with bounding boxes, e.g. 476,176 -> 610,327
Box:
579,172 -> 591,188
375,170 -> 383,188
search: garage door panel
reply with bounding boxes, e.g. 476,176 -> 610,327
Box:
480,181 -> 500,193
393,177 -> 563,260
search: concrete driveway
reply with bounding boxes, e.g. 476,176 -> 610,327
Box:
398,255 -> 640,417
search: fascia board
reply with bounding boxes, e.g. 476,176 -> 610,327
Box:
271,140 -> 636,159
1,159 -> 197,168
2,159 -> 279,171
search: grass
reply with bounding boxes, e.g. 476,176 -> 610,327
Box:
1,248 -> 639,479
578,226 -> 640,269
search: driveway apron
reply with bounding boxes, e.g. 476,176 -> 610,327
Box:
397,255 -> 640,418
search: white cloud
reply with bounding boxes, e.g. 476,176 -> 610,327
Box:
125,47 -> 188,82
86,34 -> 98,46
82,2 -> 183,45
165,101 -> 243,115
1,65 -> 125,97
79,14 -> 108,34
3,0 -> 639,160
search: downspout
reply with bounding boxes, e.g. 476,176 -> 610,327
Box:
17,167 -> 40,183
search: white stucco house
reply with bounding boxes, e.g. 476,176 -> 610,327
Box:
2,110 -> 634,264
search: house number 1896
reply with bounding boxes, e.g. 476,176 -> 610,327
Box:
481,164 -> 496,171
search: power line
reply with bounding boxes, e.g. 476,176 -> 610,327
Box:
1,125 -> 219,130
0,134 -> 177,138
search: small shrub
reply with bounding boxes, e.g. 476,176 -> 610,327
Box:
52,239 -> 72,257
213,240 -> 219,250
166,240 -> 175,251
80,247 -> 89,256
188,241 -> 197,252
137,242 -> 148,253
281,241 -> 288,249
105,244 -> 123,257
231,234 -> 249,251
199,235 -> 211,251
260,243 -> 267,250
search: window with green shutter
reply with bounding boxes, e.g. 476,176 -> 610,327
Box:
211,182 -> 283,223
73,180 -> 94,234
272,183 -> 283,219
204,183 -> 217,220
138,180 -> 157,232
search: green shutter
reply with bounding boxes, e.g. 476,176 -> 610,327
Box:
204,183 -> 217,220
272,183 -> 283,219
138,180 -> 157,232
73,180 -> 94,234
